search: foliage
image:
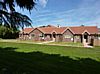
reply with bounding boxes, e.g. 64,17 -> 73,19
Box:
4,0 -> 35,11
0,25 -> 19,39
8,12 -> 32,29
0,42 -> 100,74
0,0 -> 35,29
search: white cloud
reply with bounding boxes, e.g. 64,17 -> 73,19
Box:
39,0 -> 48,8
32,0 -> 100,27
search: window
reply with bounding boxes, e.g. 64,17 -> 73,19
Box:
39,33 -> 44,37
65,35 -> 72,38
75,36 -> 80,39
31,34 -> 34,37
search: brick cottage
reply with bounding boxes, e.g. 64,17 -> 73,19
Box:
19,25 -> 98,43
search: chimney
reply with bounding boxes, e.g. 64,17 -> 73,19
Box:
81,25 -> 85,27
57,24 -> 60,28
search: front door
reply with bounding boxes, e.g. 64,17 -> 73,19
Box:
53,34 -> 56,38
84,32 -> 89,42
52,32 -> 56,41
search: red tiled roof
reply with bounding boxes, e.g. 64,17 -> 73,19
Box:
38,26 -> 98,34
37,27 -> 67,34
70,26 -> 98,34
20,28 -> 34,34
20,26 -> 98,34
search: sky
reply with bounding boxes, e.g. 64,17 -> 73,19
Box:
15,0 -> 100,27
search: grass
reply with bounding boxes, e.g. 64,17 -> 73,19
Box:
47,42 -> 83,47
0,42 -> 100,74
0,39 -> 42,43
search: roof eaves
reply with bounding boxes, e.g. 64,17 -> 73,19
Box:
30,28 -> 45,34
37,28 -> 45,34
28,28 -> 34,34
51,30 -> 57,34
82,30 -> 90,35
61,27 -> 75,34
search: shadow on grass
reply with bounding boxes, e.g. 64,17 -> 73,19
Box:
0,47 -> 100,74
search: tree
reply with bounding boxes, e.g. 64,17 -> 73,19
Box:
0,0 -> 36,39
0,0 -> 36,29
0,25 -> 19,39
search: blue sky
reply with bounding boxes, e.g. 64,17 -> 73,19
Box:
15,0 -> 100,27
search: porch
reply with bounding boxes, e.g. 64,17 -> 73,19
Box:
44,33 -> 62,42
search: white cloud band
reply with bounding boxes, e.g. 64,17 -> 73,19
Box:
39,0 -> 48,8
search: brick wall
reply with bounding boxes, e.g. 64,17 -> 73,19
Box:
94,39 -> 100,46
30,29 -> 43,41
62,29 -> 74,42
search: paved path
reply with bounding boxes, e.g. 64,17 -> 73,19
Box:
37,41 -> 54,44
0,39 -> 54,44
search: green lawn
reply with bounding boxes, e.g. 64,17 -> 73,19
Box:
47,42 -> 83,47
0,42 -> 100,74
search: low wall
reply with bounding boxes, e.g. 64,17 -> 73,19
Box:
94,39 -> 100,46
